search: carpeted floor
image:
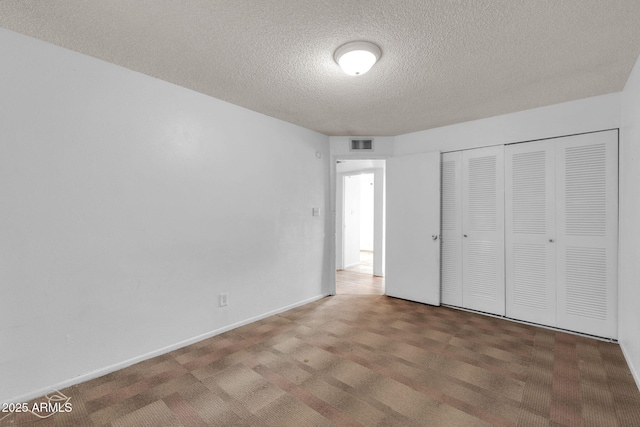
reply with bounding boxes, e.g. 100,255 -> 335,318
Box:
4,295 -> 640,426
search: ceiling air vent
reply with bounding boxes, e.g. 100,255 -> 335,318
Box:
350,138 -> 374,151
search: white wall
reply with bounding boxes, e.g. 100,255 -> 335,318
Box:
0,29 -> 331,403
395,93 -> 621,154
620,53 -> 640,388
343,175 -> 362,267
359,174 -> 375,251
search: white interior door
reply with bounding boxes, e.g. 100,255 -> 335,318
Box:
556,131 -> 618,338
386,151 -> 441,305
462,146 -> 505,315
343,175 -> 361,268
441,152 -> 463,306
505,141 -> 557,325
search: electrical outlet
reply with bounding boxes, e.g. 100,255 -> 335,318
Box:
219,293 -> 228,307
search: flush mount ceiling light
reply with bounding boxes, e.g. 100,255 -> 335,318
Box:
334,41 -> 381,76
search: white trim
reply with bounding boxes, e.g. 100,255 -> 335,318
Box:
4,294 -> 327,404
442,304 -> 617,343
620,342 -> 640,392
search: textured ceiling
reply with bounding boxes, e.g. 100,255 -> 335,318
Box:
1,1 -> 640,136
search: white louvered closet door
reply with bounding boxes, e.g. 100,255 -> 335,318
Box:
556,131 -> 618,338
441,152 -> 463,306
505,141 -> 557,326
462,146 -> 505,315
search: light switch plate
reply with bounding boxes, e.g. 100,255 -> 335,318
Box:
219,293 -> 228,307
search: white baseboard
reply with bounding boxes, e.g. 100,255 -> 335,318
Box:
620,341 -> 640,392
5,293 -> 328,404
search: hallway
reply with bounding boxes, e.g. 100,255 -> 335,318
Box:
336,251 -> 384,295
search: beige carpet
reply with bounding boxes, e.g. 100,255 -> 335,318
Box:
4,295 -> 640,426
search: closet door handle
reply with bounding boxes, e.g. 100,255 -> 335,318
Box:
463,234 -> 468,238
549,238 -> 554,243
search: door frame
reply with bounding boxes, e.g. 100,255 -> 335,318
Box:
330,156 -> 388,295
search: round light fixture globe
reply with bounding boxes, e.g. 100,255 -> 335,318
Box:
334,41 -> 381,76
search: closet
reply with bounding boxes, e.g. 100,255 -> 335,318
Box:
505,130 -> 618,338
441,130 -> 618,338
441,145 -> 505,316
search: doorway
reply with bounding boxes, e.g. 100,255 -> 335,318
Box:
335,160 -> 385,294
343,173 -> 373,273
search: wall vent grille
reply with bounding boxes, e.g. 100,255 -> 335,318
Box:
350,139 -> 374,151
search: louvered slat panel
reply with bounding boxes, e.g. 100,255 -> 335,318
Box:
440,152 -> 462,306
512,243 -> 547,310
565,144 -> 607,237
565,247 -> 607,320
441,238 -> 461,300
467,156 -> 497,232
512,151 -> 546,234
467,240 -> 498,299
441,160 -> 458,232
